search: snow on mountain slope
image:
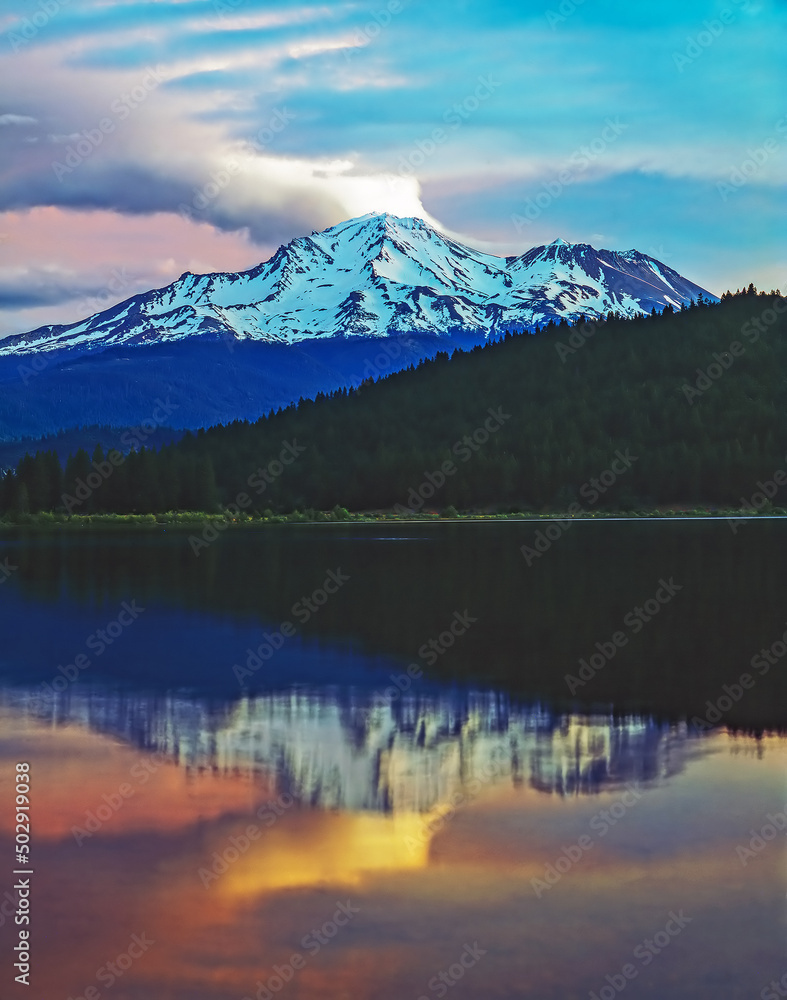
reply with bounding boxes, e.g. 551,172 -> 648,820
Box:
0,213 -> 717,358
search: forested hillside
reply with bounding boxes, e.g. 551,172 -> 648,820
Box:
2,288 -> 785,515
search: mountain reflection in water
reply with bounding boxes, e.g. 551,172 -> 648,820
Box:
5,685 -> 703,809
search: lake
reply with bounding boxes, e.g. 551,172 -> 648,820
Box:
0,522 -> 784,999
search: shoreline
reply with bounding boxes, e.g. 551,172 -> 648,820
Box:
1,507 -> 785,529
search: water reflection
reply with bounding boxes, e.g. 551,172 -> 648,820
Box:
1,518 -> 785,998
5,685 -> 703,809
3,521 -> 787,727
0,685 -> 783,1000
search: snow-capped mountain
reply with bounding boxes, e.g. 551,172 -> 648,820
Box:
0,213 -> 715,358
0,213 -> 717,442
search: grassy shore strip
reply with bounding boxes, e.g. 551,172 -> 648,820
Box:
0,507 -> 786,528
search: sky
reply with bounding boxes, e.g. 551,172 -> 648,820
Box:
0,0 -> 784,338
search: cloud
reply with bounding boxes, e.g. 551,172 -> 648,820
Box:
0,41 -> 433,249
0,114 -> 38,126
0,206 -> 267,338
0,264 -> 121,309
0,0 -> 783,337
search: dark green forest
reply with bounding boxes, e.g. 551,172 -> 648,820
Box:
2,287 -> 786,516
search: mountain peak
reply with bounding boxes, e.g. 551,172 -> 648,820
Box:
313,212 -> 430,242
0,214 -> 717,358
364,212 -> 431,232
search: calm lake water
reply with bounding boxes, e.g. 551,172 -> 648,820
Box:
0,522 -> 785,999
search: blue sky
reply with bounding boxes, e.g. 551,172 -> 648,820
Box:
0,0 -> 784,335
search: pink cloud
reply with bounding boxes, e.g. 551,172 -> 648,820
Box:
0,206 -> 274,338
